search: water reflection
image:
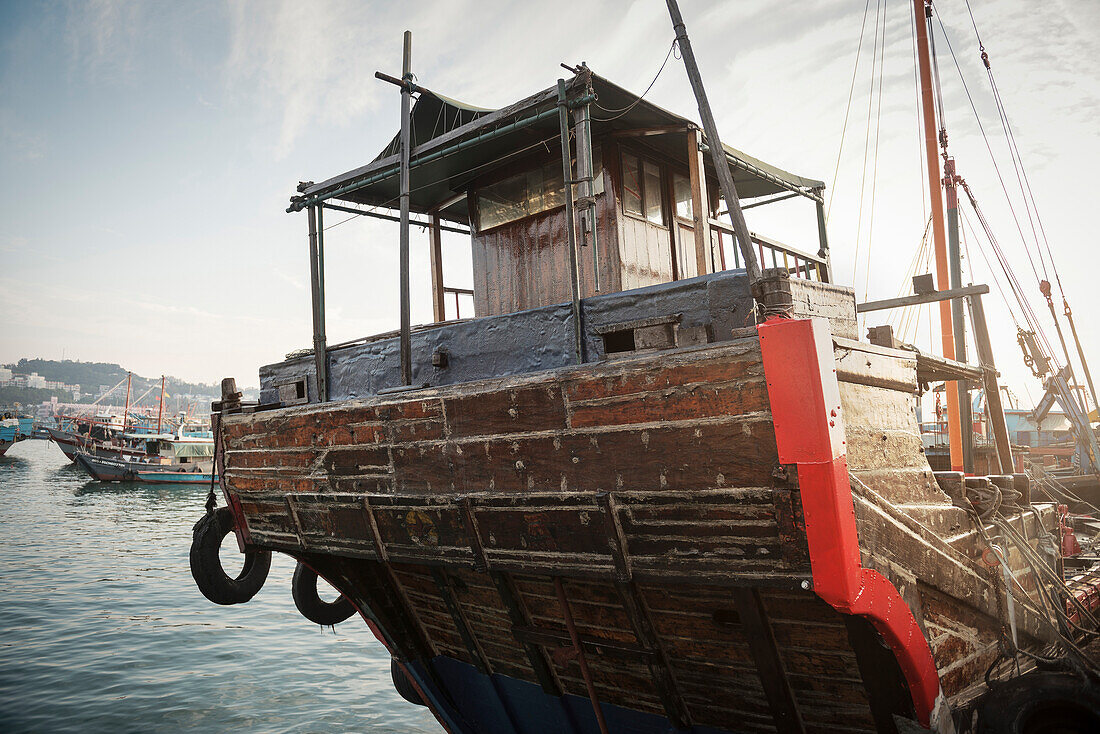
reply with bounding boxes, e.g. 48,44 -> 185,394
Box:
0,438 -> 439,733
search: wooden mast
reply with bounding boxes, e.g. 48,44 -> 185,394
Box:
665,0 -> 762,290
122,371 -> 131,433
157,375 -> 165,435
913,0 -> 963,471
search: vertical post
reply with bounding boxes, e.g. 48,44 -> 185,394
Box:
914,0 -> 962,471
122,372 -> 131,433
813,188 -> 831,282
558,78 -> 586,364
945,159 -> 972,472
687,126 -> 711,276
398,30 -> 414,385
572,92 -> 600,292
307,205 -> 328,401
157,375 -> 165,435
665,0 -> 762,289
968,293 -> 1013,473
429,213 -> 445,322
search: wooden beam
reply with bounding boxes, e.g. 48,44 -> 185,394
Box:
429,214 -> 445,322
969,292 -> 1013,473
609,124 -> 689,138
615,581 -> 693,729
844,615 -> 914,733
430,567 -> 491,674
687,127 -> 711,276
732,587 -> 806,734
856,283 -> 990,313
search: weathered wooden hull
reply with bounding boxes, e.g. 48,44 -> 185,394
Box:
218,321 -> 1061,733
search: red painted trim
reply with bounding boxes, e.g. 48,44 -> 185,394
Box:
758,317 -> 940,728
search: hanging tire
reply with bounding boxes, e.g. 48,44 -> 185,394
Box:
977,672 -> 1100,734
291,562 -> 356,626
391,658 -> 426,706
190,506 -> 271,605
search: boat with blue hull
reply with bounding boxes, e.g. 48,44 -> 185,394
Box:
74,434 -> 215,485
74,452 -> 214,484
0,416 -> 33,456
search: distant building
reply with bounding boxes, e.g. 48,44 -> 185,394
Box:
26,373 -> 46,388
0,367 -> 11,382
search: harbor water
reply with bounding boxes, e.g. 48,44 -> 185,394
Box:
0,439 -> 440,733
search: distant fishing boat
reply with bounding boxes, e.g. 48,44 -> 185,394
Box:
0,416 -> 32,456
74,435 -> 215,484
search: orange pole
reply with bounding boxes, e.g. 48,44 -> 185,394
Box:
913,0 -> 962,470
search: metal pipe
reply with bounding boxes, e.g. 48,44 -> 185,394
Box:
398,30 -> 413,386
665,0 -> 762,288
558,79 -> 585,364
307,205 -> 328,401
572,93 -> 600,292
321,202 -> 471,236
813,188 -> 831,282
554,577 -> 609,734
289,95 -> 595,213
914,0 -> 963,471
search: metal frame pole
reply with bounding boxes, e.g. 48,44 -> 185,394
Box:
398,30 -> 413,385
307,205 -> 328,402
558,78 -> 586,364
572,90 -> 600,292
813,188 -> 831,282
665,0 -> 761,288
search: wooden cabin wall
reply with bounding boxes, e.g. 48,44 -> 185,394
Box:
606,138 -> 676,291
469,150 -> 620,318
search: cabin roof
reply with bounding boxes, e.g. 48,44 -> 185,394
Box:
292,71 -> 825,224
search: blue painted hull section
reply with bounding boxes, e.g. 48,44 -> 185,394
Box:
407,655 -> 734,734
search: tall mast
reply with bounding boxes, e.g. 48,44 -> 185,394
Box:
157,375 -> 165,435
122,371 -> 132,434
665,0 -> 762,290
913,0 -> 963,471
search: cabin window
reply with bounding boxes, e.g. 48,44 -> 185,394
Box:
673,173 -> 692,220
621,151 -> 666,226
476,150 -> 603,231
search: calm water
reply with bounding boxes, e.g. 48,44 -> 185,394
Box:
0,440 -> 440,733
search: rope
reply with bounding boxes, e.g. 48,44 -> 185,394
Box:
826,0 -> 874,223
850,0 -> 883,289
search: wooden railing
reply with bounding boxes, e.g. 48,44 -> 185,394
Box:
708,218 -> 829,282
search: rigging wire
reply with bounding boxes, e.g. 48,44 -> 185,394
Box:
861,0 -> 888,327
851,0 -> 883,287
826,0 -> 874,223
591,40 -> 676,121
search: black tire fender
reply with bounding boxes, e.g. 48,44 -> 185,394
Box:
291,562 -> 356,626
190,506 -> 271,606
977,671 -> 1100,734
391,658 -> 426,706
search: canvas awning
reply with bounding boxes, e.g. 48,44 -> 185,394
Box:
290,72 -> 824,224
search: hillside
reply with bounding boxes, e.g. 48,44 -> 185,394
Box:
8,359 -> 222,401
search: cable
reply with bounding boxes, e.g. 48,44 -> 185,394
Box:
826,0 -> 874,223
592,40 -> 676,121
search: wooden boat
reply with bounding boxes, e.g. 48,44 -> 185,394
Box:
190,6 -> 1099,733
74,434 -> 215,484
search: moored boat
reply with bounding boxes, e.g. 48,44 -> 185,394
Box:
74,434 -> 215,484
187,4 -> 1100,733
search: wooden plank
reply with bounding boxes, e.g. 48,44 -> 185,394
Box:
732,587 -> 806,734
687,126 -> 711,277
843,615 -> 913,734
615,580 -> 693,729
430,567 -> 491,674
429,213 -> 445,322
856,283 -> 989,313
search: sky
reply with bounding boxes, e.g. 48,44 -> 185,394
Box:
0,0 -> 1097,403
